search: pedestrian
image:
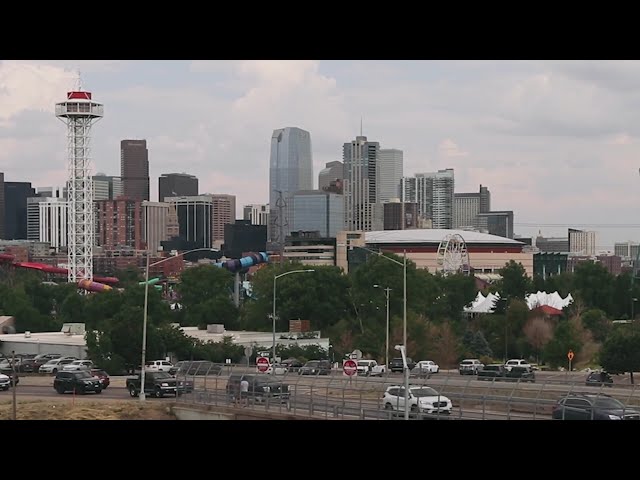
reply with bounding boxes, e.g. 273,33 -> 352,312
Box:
240,377 -> 249,407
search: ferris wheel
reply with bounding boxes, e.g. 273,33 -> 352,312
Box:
436,233 -> 471,276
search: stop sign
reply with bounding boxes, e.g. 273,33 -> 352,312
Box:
256,356 -> 270,373
343,359 -> 358,376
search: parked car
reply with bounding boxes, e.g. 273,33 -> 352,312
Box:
18,358 -> 38,373
0,368 -> 19,386
459,359 -> 484,375
265,364 -> 288,375
0,373 -> 11,391
505,366 -> 536,383
62,360 -> 94,371
226,374 -> 290,403
280,358 -> 304,373
356,360 -> 379,376
389,357 -> 416,373
298,360 -> 332,375
39,357 -> 77,374
145,360 -> 174,372
53,370 -> 102,395
414,360 -> 439,374
90,369 -> 110,389
552,393 -> 640,420
477,364 -> 506,380
586,371 -> 613,387
504,359 -> 532,372
381,385 -> 452,417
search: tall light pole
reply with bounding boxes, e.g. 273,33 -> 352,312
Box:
139,247 -> 218,402
272,269 -> 315,363
350,245 -> 409,419
374,285 -> 391,372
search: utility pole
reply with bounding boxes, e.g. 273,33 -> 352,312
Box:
11,350 -> 17,420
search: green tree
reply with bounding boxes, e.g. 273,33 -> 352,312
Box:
112,266 -> 144,288
543,320 -> 582,368
496,260 -> 533,303
432,273 -> 477,323
599,324 -> 640,384
572,261 -> 614,314
581,308 -> 611,343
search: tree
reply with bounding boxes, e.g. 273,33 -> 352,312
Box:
523,316 -> 554,364
496,260 -> 532,302
462,330 -> 492,358
543,320 -> 582,368
580,309 -> 611,343
572,261 -> 614,314
599,325 -> 640,384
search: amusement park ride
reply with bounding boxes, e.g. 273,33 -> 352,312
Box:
0,252 -> 269,294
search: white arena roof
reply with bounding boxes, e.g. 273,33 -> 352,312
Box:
365,229 -> 524,245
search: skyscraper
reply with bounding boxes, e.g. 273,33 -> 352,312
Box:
93,173 -> 124,201
121,139 -> 149,201
343,135 -> 380,231
243,204 -> 269,226
401,169 -> 455,229
211,194 -> 236,245
159,173 -> 198,202
269,127 -> 313,243
291,190 -> 344,238
377,149 -> 403,202
318,161 -> 344,193
3,181 -> 36,239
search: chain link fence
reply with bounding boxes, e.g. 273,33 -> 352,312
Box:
169,362 -> 640,420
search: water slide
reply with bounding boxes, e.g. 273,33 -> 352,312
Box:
215,252 -> 269,273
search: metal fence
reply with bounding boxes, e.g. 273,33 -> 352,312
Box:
170,362 -> 640,420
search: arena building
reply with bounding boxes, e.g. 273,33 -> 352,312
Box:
336,229 -> 533,277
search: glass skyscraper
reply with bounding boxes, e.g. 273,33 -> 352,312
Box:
291,191 -> 344,238
269,127 -> 313,243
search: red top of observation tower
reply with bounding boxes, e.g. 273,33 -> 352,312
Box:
67,91 -> 92,100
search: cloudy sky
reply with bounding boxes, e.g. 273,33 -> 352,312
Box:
2,60 -> 640,249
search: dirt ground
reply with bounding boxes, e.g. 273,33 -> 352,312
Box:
0,399 -> 177,420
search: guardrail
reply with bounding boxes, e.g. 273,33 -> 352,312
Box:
170,362 -> 640,420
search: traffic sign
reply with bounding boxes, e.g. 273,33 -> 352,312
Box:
256,356 -> 270,373
343,359 -> 358,376
567,350 -> 574,361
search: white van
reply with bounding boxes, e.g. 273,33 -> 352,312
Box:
145,360 -> 173,372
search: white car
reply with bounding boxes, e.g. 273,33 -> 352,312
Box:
39,357 -> 77,374
62,360 -> 94,371
356,360 -> 378,376
382,385 -> 452,416
415,360 -> 439,374
0,373 -> 10,391
145,360 -> 173,372
265,364 -> 288,375
504,359 -> 532,372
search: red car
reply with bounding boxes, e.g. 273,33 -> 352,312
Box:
90,369 -> 110,389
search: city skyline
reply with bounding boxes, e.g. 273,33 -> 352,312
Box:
2,60 -> 640,247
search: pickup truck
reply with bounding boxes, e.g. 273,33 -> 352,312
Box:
476,364 -> 506,381
126,372 -> 193,398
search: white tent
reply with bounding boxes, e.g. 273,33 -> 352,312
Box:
464,292 -> 501,314
525,291 -> 573,310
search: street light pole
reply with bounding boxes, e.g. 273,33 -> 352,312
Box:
374,285 -> 391,373
272,269 -> 315,364
403,249 -> 409,421
139,247 -> 218,402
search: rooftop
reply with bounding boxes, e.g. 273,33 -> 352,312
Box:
365,229 -> 523,245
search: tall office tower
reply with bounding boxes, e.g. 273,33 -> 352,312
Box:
291,190 -> 345,238
615,241 -> 640,260
343,135 -> 381,231
165,195 -> 214,249
318,161 -> 344,193
3,181 -> 36,239
95,198 -> 143,250
27,187 -> 65,243
243,204 -> 269,226
383,201 -> 419,230
159,173 -> 199,202
269,127 -> 313,244
38,198 -> 69,252
211,194 -> 236,245
377,149 -> 404,203
401,169 -> 454,229
0,173 -> 4,239
93,173 -> 123,200
477,211 -> 514,239
568,228 -> 597,256
166,202 -> 179,240
479,184 -> 491,213
121,139 -> 149,201
142,201 -> 169,253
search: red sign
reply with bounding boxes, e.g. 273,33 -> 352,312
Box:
343,359 -> 358,376
256,356 -> 270,373
567,350 -> 574,361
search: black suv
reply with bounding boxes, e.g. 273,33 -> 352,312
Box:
552,393 -> 640,420
585,371 -> 613,387
226,374 -> 290,403
389,357 -> 415,373
53,370 -> 102,394
504,366 -> 535,383
298,360 -> 332,375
